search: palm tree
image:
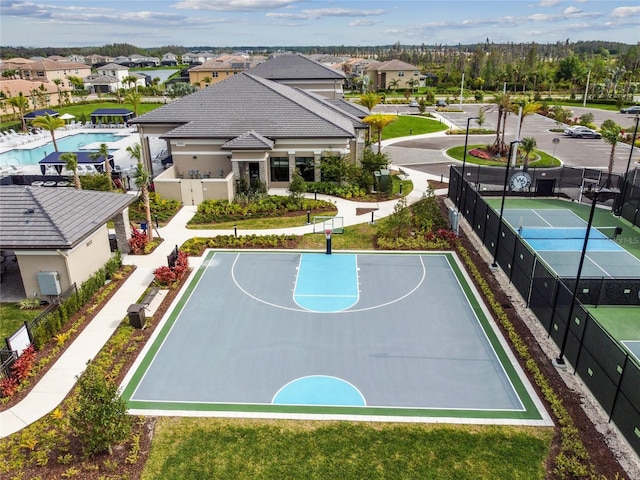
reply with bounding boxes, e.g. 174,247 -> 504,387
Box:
601,122 -> 622,184
123,75 -> 138,92
202,76 -> 212,88
90,143 -> 114,191
516,98 -> 542,133
124,90 -> 142,117
129,143 -> 154,241
363,114 -> 397,153
31,113 -> 65,151
60,152 -> 82,190
520,136 -> 537,171
356,92 -> 382,114
488,92 -> 512,156
8,94 -> 29,132
388,78 -> 400,93
52,78 -> 63,106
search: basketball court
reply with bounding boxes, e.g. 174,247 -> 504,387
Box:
121,250 -> 550,425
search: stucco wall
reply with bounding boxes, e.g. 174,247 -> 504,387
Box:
15,227 -> 111,299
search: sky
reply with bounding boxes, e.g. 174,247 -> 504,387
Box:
0,0 -> 638,48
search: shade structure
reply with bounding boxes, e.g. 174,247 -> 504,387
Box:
24,109 -> 59,120
39,151 -> 114,175
90,108 -> 134,125
59,113 -> 75,120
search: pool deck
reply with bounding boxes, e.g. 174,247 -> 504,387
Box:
0,126 -> 164,176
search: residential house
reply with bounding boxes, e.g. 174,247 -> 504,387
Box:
0,186 -> 135,301
247,53 -> 346,99
113,54 -> 160,68
366,59 -> 421,92
130,66 -> 368,206
0,79 -> 70,114
181,51 -> 216,66
16,60 -> 91,90
85,54 -> 114,67
188,55 -> 258,87
161,53 -> 179,66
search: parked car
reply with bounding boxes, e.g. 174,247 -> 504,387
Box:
435,100 -> 448,107
564,125 -> 591,136
568,127 -> 601,139
408,100 -> 419,107
620,105 -> 640,114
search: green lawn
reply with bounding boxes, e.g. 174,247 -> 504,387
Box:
141,418 -> 552,480
483,197 -> 640,260
0,303 -> 41,341
381,115 -> 448,139
447,145 -> 561,168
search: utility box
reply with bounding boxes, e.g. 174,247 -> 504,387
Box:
37,271 -> 62,295
127,304 -> 146,329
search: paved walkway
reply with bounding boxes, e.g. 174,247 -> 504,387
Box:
0,166 -> 445,438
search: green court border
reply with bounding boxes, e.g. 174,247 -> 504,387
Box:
121,250 -> 545,422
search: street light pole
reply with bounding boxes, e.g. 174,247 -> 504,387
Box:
458,116 -> 480,214
554,187 -> 614,367
491,140 -> 520,268
616,114 -> 639,216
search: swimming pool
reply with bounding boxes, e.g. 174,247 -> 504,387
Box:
0,133 -> 122,166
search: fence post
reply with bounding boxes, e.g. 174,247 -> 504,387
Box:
609,354 -> 630,423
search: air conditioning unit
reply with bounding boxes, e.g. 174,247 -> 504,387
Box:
37,271 -> 62,295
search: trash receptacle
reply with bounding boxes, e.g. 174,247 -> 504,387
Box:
127,303 -> 146,329
108,233 -> 117,252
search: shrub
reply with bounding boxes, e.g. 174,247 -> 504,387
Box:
153,266 -> 176,286
69,362 -> 132,456
468,148 -> 492,160
19,297 -> 41,310
11,345 -> 36,382
128,226 -> 149,254
0,376 -> 18,398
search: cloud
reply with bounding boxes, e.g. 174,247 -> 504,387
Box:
267,8 -> 385,21
350,19 -> 377,27
537,0 -> 561,6
172,0 -> 300,11
564,6 -> 582,15
610,6 -> 640,18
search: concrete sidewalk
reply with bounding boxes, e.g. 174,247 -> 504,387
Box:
0,166 -> 444,438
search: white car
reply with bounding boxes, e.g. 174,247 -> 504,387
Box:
568,127 -> 601,139
564,125 -> 595,137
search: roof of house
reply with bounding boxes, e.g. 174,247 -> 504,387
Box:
18,60 -> 90,72
221,130 -> 275,150
367,59 -> 420,72
0,79 -> 66,97
247,53 -> 346,81
97,63 -> 128,71
131,72 -> 364,139
0,186 -> 136,250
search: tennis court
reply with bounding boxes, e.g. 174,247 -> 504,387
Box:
121,251 -> 549,425
502,209 -> 640,278
586,306 -> 640,363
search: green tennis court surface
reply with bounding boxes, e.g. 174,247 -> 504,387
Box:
121,251 -> 550,425
586,306 -> 640,363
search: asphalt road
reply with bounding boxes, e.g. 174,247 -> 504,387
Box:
378,103 -> 639,179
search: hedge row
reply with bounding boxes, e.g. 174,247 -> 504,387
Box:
181,235 -> 300,256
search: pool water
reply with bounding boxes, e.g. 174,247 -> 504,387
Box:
0,133 -> 122,166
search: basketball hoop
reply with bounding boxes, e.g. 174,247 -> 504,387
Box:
325,228 -> 332,240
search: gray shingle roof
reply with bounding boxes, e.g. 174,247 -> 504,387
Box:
132,72 -> 360,139
247,53 -> 346,80
221,131 -> 274,150
0,186 -> 136,250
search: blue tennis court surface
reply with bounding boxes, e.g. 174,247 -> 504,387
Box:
121,251 -> 549,424
622,341 -> 640,364
503,209 -> 640,278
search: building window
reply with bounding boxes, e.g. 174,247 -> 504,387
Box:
295,157 -> 314,181
37,71 -> 45,77
270,157 -> 289,182
212,72 -> 219,77
414,70 -> 419,76
398,71 -> 405,77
